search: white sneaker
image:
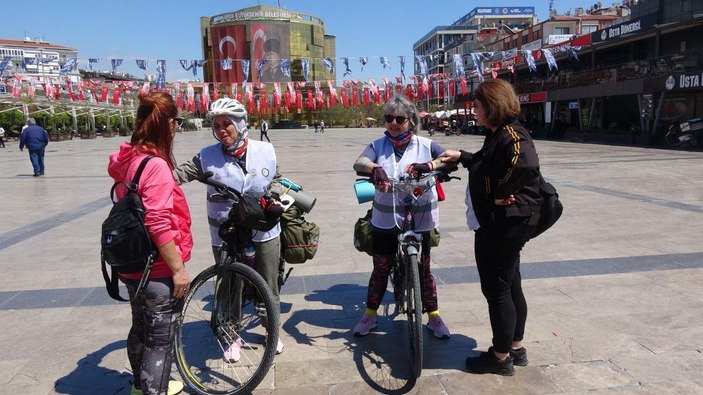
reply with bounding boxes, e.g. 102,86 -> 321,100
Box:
265,335 -> 285,354
223,338 -> 243,362
276,338 -> 284,354
353,314 -> 378,336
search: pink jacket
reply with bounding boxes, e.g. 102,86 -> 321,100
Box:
108,143 -> 193,279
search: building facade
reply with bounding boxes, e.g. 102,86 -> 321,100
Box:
486,0 -> 703,144
413,6 -> 538,77
200,5 -> 336,84
0,38 -> 79,85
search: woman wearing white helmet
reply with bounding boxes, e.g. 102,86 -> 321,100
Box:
174,97 -> 285,359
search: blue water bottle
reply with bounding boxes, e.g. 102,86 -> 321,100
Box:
243,245 -> 256,268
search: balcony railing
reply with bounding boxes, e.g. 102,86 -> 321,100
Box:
511,50 -> 703,93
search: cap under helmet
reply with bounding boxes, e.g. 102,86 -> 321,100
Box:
208,98 -> 247,121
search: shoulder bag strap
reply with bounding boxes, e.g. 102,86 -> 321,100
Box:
130,155 -> 155,188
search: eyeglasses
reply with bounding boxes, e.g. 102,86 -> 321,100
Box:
384,114 -> 408,124
172,117 -> 184,127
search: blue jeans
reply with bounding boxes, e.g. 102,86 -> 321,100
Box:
28,148 -> 45,175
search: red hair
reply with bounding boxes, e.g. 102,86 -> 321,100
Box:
130,92 -> 178,168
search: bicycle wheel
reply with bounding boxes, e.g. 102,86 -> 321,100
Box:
175,262 -> 280,395
404,252 -> 424,378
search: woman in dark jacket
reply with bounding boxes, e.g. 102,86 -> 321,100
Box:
440,78 -> 542,376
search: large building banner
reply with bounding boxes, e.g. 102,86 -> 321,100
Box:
211,25 -> 246,83
250,23 -> 290,83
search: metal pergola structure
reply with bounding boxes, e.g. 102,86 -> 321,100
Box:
0,95 -> 135,133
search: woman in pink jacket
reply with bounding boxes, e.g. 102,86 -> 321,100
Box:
107,91 -> 192,395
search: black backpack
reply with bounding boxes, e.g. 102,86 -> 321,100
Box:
531,174 -> 563,239
101,156 -> 158,301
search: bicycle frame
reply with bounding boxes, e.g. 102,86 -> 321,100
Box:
384,171 -> 455,379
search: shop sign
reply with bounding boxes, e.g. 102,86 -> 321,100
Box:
518,91 -> 546,103
591,13 -> 657,43
664,71 -> 703,91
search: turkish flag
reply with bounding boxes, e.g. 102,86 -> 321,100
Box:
362,87 -> 369,106
460,78 -> 467,95
213,83 -> 220,100
406,84 -> 414,101
284,90 -> 291,111
295,89 -> 302,110
352,88 -> 358,107
210,25 -> 246,83
177,90 -> 184,110
449,80 -> 455,97
306,89 -> 314,110
341,88 -> 348,107
260,90 -> 269,113
100,87 -> 108,102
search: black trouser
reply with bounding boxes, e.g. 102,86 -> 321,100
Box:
474,215 -> 536,354
366,230 -> 438,312
123,277 -> 183,395
260,131 -> 270,142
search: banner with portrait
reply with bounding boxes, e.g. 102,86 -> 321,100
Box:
250,23 -> 290,83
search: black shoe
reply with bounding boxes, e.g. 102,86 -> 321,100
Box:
465,347 -> 515,376
39,172 -> 45,176
33,174 -> 40,177
510,347 -> 528,366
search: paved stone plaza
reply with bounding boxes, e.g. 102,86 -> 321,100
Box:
1,127 -> 702,394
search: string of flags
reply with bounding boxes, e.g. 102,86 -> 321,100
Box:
0,45 -> 581,113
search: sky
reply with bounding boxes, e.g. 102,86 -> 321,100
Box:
2,0 -> 589,83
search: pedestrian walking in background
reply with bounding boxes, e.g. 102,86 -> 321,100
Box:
260,119 -> 271,142
319,120 -> 325,133
19,118 -> 49,176
439,78 -> 542,376
0,125 -> 6,148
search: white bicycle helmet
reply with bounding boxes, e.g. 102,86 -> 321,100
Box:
208,98 -> 247,121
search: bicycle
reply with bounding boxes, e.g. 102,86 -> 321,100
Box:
174,172 -> 280,395
358,167 -> 458,378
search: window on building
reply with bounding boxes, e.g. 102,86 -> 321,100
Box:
553,27 -> 570,35
581,24 -> 598,34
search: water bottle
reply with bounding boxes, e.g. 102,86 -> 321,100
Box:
243,245 -> 256,268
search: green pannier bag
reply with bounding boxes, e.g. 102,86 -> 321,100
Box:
280,205 -> 320,264
353,208 -> 440,257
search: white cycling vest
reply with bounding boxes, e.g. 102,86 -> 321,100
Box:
371,135 -> 439,232
199,140 -> 280,245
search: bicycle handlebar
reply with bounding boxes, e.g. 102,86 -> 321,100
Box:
357,166 -> 460,183
197,171 -> 242,201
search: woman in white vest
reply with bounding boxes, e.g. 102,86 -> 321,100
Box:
173,98 -> 285,360
352,95 -> 451,339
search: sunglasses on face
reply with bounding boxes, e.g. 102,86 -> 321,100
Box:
172,117 -> 184,127
384,114 -> 407,124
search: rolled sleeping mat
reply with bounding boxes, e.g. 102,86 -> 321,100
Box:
287,189 -> 317,213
